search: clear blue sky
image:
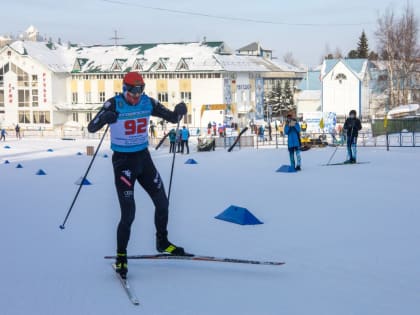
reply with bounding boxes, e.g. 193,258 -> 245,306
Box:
1,0 -> 418,66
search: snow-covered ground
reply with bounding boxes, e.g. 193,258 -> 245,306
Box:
1,137 -> 419,315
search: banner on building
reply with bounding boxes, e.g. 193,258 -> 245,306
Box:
303,112 -> 336,133
255,78 -> 264,120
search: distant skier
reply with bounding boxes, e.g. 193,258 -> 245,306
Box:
343,110 -> 362,163
284,114 -> 302,171
87,71 -> 188,279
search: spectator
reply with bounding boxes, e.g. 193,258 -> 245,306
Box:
284,114 -> 302,171
181,126 -> 190,154
168,128 -> 176,153
1,128 -> 7,141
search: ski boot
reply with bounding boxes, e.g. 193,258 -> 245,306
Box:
156,233 -> 186,256
295,165 -> 301,171
115,252 -> 128,279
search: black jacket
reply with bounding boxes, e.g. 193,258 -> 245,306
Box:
343,117 -> 362,138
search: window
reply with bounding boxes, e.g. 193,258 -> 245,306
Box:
33,111 -> 50,124
15,66 -> 30,87
72,112 -> 79,122
0,67 -> 4,87
72,92 -> 78,104
18,110 -> 31,123
32,89 -> 38,107
31,75 -> 38,87
18,90 -> 30,107
85,92 -> 92,103
158,92 -> 168,103
99,91 -> 105,103
0,90 -> 4,106
86,112 -> 92,122
180,91 -> 192,103
335,73 -> 347,84
183,114 -> 192,124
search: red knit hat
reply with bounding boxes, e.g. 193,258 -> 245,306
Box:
123,72 -> 144,86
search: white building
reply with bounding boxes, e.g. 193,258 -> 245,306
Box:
0,40 -> 302,130
321,59 -> 370,119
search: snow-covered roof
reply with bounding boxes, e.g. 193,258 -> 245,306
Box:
297,71 -> 321,90
270,59 -> 306,73
296,90 -> 321,100
9,41 -> 76,72
387,104 -> 420,118
321,58 -> 368,80
6,40 -> 297,74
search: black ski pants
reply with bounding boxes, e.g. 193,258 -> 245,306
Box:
112,149 -> 169,253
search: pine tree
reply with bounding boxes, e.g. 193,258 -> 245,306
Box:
347,49 -> 359,58
357,31 -> 369,58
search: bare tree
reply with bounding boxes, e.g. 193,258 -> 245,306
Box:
375,8 -> 398,109
375,4 -> 419,111
283,52 -> 299,67
397,4 -> 419,104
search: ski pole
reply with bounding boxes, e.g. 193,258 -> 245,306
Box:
59,125 -> 109,230
167,117 -> 181,201
326,145 -> 339,165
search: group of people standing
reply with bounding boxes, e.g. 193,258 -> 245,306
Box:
168,126 -> 190,154
1,124 -> 21,141
284,110 -> 362,171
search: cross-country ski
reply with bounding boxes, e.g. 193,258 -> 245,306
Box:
112,264 -> 140,305
105,253 -> 285,266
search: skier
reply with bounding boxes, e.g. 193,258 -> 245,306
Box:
343,109 -> 362,163
284,114 -> 302,171
87,71 -> 188,279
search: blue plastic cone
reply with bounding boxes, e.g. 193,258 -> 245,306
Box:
76,152 -> 83,156
47,148 -> 54,152
276,165 -> 296,173
4,145 -> 11,149
16,163 -> 23,168
185,158 -> 198,164
75,177 -> 92,185
215,205 -> 263,225
4,160 -> 10,164
36,169 -> 47,175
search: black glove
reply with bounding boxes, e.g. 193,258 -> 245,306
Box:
174,102 -> 187,117
100,111 -> 118,124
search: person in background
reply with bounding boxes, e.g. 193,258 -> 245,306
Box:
87,71 -> 188,279
343,109 -> 362,163
15,124 -> 21,139
176,128 -> 182,153
1,128 -> 7,141
301,121 -> 307,133
181,125 -> 190,154
168,128 -> 176,153
284,114 -> 302,171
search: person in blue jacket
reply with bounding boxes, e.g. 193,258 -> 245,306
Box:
181,125 -> 190,154
87,72 -> 188,279
168,128 -> 176,153
284,114 -> 302,171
